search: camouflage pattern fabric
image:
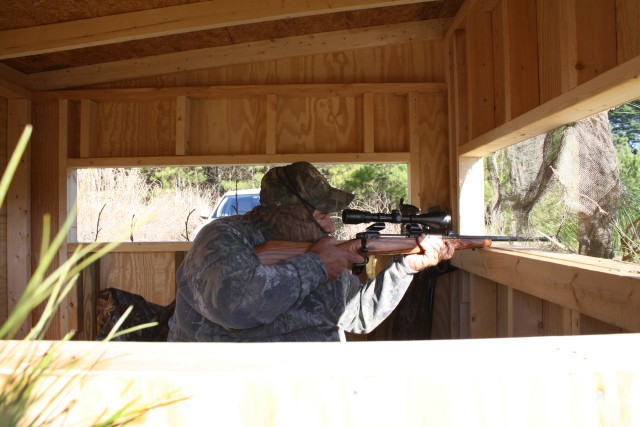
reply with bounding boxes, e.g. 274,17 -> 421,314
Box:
96,288 -> 175,341
260,162 -> 354,213
167,211 -> 420,342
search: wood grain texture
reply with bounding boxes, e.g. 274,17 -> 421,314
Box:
277,96 -> 362,154
189,98 -> 266,155
31,100 -> 61,339
0,97 -> 7,325
3,335 -> 640,426
616,0 -> 640,63
100,252 -> 176,305
575,0 -> 617,84
417,94 -> 449,210
97,100 -> 176,157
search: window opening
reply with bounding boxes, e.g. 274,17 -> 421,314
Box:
74,163 -> 409,243
484,101 -> 640,263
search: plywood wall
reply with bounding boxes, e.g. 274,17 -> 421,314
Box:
27,39 -> 449,339
0,98 -> 7,325
444,0 -> 640,340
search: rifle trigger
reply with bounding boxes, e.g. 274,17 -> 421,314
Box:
359,234 -> 368,253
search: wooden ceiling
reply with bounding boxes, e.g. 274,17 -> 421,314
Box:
0,0 -> 463,91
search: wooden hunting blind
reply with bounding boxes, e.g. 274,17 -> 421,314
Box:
1,0 -> 640,425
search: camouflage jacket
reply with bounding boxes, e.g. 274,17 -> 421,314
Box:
167,214 -> 419,342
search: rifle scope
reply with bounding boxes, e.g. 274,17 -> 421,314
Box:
342,209 -> 452,231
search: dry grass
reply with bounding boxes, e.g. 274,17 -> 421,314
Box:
76,168 -> 215,242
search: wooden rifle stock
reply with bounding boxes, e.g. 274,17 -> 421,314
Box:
255,236 -> 491,266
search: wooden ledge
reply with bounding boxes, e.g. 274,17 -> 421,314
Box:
1,335 -> 639,426
452,246 -> 640,331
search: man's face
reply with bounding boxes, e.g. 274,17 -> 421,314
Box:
312,209 -> 335,234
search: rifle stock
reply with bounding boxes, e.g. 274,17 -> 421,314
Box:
255,236 -> 491,266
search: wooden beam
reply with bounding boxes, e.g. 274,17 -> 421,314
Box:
451,246 -> 640,332
459,54 -> 640,157
175,96 -> 191,156
32,82 -> 447,102
27,19 -> 452,90
6,99 -> 31,339
80,99 -> 98,158
0,64 -> 31,99
265,94 -> 277,155
0,0 -> 435,60
3,335 -> 640,425
66,152 -> 411,169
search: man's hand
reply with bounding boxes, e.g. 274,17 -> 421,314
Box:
404,234 -> 455,272
309,237 -> 365,281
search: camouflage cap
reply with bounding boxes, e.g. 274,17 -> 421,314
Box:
260,162 -> 355,213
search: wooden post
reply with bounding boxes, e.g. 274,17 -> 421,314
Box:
6,98 -> 31,338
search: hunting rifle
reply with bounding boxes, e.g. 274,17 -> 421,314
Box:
255,203 -> 548,270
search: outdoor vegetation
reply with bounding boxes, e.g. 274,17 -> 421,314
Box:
75,103 -> 639,264
76,164 -> 409,243
1,126 -> 184,426
484,101 -> 640,263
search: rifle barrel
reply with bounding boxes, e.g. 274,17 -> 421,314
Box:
443,234 -> 549,242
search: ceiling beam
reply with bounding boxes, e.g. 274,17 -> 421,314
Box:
0,63 -> 31,98
28,19 -> 451,91
0,0 -> 436,60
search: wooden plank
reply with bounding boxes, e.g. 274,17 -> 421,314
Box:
81,259 -> 99,341
459,54 -> 640,157
32,83 -> 448,102
80,99 -> 97,158
580,313 -> 624,335
99,252 -> 176,305
407,92 -> 420,205
491,2 -> 507,125
189,98 -> 265,156
465,9 -> 494,139
0,98 -> 6,326
277,96 -> 362,154
448,30 -> 467,230
542,302 -> 574,336
459,270 -> 471,338
68,242 -> 191,253
0,0 -> 435,59
27,19 -> 452,90
497,284 -> 513,337
505,0 -> 540,119
58,99 -> 73,333
512,289 -> 543,337
6,99 -> 31,338
417,94 -> 449,210
536,0 -> 578,103
373,94 -> 407,153
66,152 -> 412,169
0,64 -> 31,99
3,335 -> 640,425
616,0 -> 640,63
31,100 -> 61,340
265,94 -> 277,155
575,0 -> 617,84
451,247 -> 640,332
449,269 -> 461,338
362,93 -> 374,153
469,274 -> 497,338
96,100 -> 176,157
175,95 -> 190,156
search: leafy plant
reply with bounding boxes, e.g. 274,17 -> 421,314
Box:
0,125 -> 186,426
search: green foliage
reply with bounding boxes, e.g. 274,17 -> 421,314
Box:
142,166 -> 208,191
484,101 -> 640,262
1,125 -> 184,425
610,101 -> 640,153
325,163 -> 408,211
